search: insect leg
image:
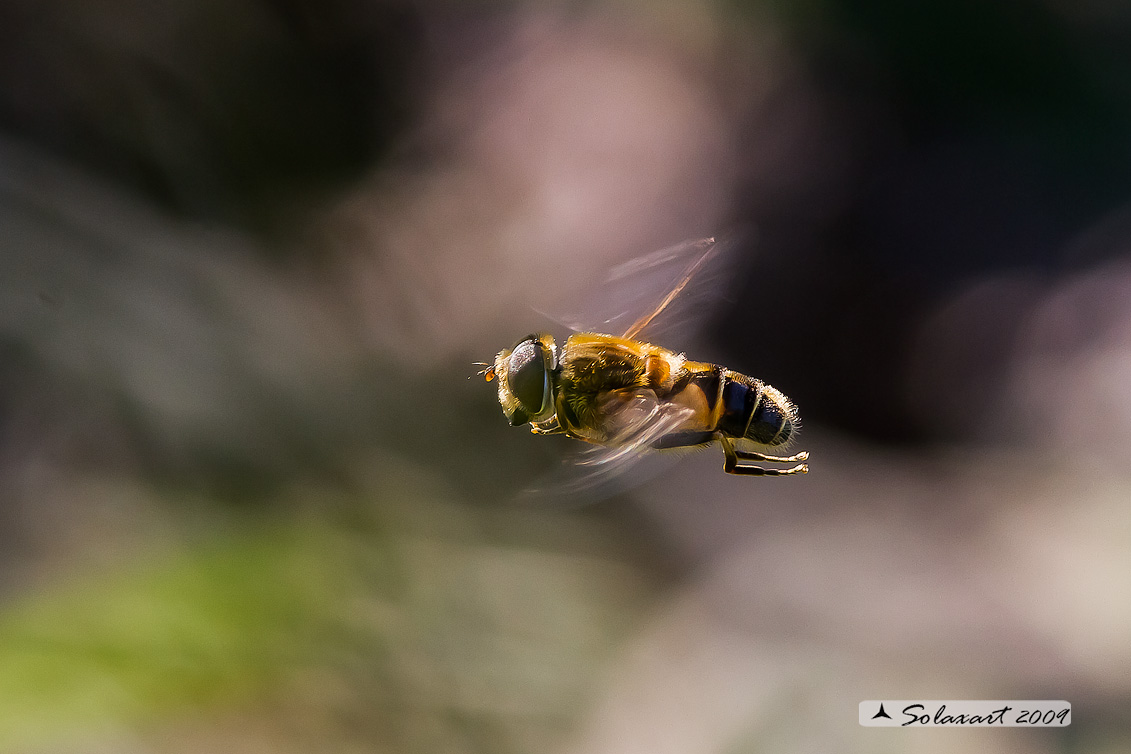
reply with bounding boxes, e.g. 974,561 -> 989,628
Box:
719,436 -> 809,476
530,416 -> 565,435
734,449 -> 809,463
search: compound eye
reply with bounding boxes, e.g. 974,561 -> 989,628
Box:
507,339 -> 550,416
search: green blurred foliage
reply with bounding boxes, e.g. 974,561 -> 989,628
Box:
0,521 -> 348,748
0,461 -> 657,753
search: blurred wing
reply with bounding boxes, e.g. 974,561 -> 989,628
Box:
514,390 -> 697,508
619,236 -> 725,340
544,231 -> 751,346
576,389 -> 696,467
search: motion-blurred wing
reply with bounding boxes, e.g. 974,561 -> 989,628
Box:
515,390 -> 696,508
546,232 -> 751,347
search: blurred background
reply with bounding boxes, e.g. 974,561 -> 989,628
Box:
1,0 -> 1130,751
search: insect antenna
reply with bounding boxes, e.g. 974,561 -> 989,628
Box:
470,362 -> 495,381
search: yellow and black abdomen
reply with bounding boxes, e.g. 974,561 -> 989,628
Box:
654,365 -> 797,449
714,371 -> 797,447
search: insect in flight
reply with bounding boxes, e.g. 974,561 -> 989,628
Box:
480,236 -> 808,479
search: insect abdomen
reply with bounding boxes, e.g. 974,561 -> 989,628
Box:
717,371 -> 796,447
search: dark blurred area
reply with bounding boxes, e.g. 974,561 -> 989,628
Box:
1,1 -> 1130,752
0,0 -> 420,229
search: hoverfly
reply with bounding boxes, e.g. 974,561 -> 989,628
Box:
481,237 -> 808,480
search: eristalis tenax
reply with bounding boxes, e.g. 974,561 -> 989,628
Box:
480,236 -> 808,483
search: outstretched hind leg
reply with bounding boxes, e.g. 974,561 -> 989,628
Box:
719,435 -> 808,476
